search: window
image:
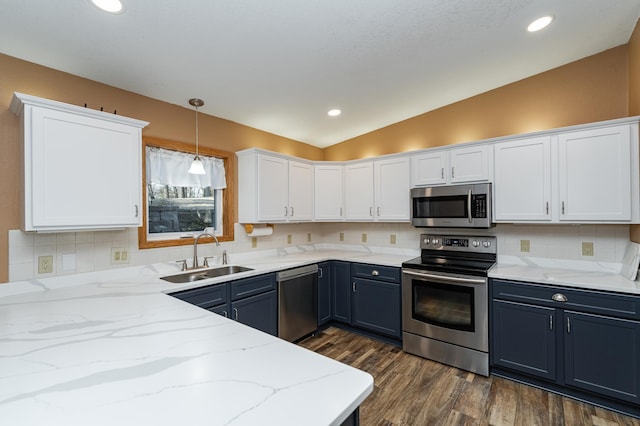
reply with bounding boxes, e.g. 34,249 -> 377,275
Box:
139,137 -> 235,249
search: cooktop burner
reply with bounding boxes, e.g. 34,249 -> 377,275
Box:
402,234 -> 497,277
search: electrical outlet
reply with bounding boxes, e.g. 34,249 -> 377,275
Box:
307,233 -> 311,242
582,241 -> 594,256
520,240 -> 531,253
251,237 -> 258,248
339,232 -> 344,242
362,233 -> 367,243
287,234 -> 292,244
38,255 -> 53,274
111,248 -> 130,264
390,234 -> 397,244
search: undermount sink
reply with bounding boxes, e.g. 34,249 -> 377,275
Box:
161,265 -> 254,283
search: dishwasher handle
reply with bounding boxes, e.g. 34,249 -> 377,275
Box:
276,264 -> 318,281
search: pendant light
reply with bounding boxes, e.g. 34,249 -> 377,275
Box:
188,98 -> 206,175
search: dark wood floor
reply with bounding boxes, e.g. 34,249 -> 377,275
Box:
299,327 -> 640,426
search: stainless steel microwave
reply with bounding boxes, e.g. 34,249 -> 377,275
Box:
410,183 -> 493,228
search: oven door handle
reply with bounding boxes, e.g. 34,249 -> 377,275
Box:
403,269 -> 486,285
467,189 -> 473,223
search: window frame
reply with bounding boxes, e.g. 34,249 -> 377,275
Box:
139,136 -> 236,249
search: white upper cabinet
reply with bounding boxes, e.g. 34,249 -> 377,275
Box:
314,164 -> 344,220
493,122 -> 639,223
237,150 -> 314,223
344,162 -> 374,220
374,156 -> 411,221
411,144 -> 490,186
558,125 -> 633,222
493,136 -> 552,221
10,92 -> 148,232
344,157 -> 410,222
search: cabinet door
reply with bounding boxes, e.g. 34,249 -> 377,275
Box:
344,162 -> 374,220
288,160 -> 314,221
352,278 -> 401,337
491,300 -> 557,381
232,290 -> 277,336
374,157 -> 410,221
257,155 -> 289,221
450,145 -> 490,184
331,261 -> 352,323
411,151 -> 447,186
317,262 -> 332,325
493,137 -> 552,221
564,311 -> 640,404
558,125 -> 632,221
314,165 -> 344,220
30,106 -> 142,229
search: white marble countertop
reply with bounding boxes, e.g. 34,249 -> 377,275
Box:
490,256 -> 640,295
0,246 -> 417,426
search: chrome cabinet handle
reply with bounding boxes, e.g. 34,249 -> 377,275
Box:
441,167 -> 444,179
340,207 -> 343,217
135,204 -> 139,217
222,310 -> 228,318
233,308 -> 239,320
467,189 -> 473,223
371,270 -> 379,276
567,317 -> 571,333
546,202 -> 549,215
352,282 -> 357,292
318,267 -> 323,279
451,166 -> 455,179
549,315 -> 553,330
552,293 -> 568,302
562,201 -> 565,215
290,206 -> 294,217
284,206 -> 288,216
369,206 -> 373,216
377,206 -> 381,216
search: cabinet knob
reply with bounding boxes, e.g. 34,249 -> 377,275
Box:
552,293 -> 568,302
371,270 -> 379,276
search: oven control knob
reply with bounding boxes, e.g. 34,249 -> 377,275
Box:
432,238 -> 439,245
423,237 -> 430,245
472,240 -> 480,247
483,241 -> 491,248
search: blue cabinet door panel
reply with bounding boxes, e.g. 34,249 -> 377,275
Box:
564,311 -> 640,404
352,278 -> 401,337
492,300 -> 557,381
232,290 -> 278,336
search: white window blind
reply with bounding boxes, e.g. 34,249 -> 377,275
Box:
146,146 -> 227,189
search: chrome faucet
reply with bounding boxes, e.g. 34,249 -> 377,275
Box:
193,232 -> 220,269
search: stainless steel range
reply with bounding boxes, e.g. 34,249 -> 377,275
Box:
401,234 -> 497,376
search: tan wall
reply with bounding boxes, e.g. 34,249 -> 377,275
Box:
0,53 -> 322,282
324,46 -> 629,161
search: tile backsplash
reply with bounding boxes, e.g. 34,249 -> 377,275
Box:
7,222 -> 631,282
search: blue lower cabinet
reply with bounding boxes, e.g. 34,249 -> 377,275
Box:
352,277 -> 401,338
564,311 -> 640,404
232,290 -> 278,336
491,299 -> 557,381
331,261 -> 352,323
318,262 -> 332,325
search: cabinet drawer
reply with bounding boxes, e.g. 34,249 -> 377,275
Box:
492,279 -> 640,320
230,273 -> 276,301
351,263 -> 400,283
170,283 -> 228,309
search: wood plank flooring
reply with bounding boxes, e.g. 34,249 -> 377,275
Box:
298,327 -> 640,426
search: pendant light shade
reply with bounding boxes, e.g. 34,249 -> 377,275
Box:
188,98 -> 206,175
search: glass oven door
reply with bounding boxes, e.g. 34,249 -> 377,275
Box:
402,268 -> 488,352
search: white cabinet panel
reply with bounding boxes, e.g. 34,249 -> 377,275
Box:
558,125 -> 632,222
237,150 -> 314,223
11,92 -> 148,231
493,137 -> 551,221
375,157 -> 410,221
288,160 -> 314,221
344,162 -> 374,221
411,145 -> 490,186
314,165 -> 344,220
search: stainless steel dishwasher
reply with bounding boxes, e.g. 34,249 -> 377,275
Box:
277,264 -> 318,342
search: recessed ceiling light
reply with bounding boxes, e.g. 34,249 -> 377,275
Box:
527,16 -> 553,32
90,0 -> 125,13
328,109 -> 341,117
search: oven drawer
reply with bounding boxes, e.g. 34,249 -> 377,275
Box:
491,279 -> 640,320
352,263 -> 400,283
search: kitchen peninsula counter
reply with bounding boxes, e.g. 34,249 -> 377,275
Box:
0,247 -> 416,425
